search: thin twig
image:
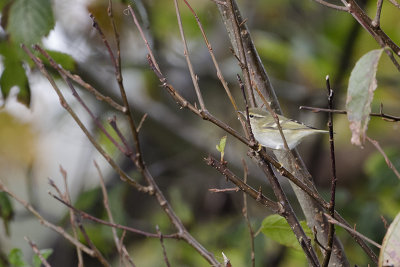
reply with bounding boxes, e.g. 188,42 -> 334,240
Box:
209,187 -> 239,193
183,0 -> 238,111
24,237 -> 51,267
299,106 -> 400,122
388,0 -> 400,8
137,113 -> 148,133
324,213 -> 382,248
22,44 -> 149,192
366,136 -> 400,179
76,216 -> 111,267
59,166 -> 84,267
241,159 -> 255,267
127,5 -> 160,73
226,0 -> 256,107
322,75 -> 337,267
205,156 -> 279,212
251,153 -> 321,266
47,65 -> 125,112
95,161 -> 135,267
50,192 -> 179,239
372,0 -> 384,27
0,181 -> 94,256
156,226 -> 171,267
312,0 -> 349,11
173,0 -> 206,111
91,11 -> 144,171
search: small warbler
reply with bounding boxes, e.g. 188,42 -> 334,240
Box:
241,107 -> 328,150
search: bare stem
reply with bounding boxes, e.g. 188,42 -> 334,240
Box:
24,237 -> 52,267
173,0 -> 206,110
322,75 -> 337,267
299,106 -> 400,122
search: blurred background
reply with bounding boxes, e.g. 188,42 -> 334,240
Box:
0,0 -> 399,266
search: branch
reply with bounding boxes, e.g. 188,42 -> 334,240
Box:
173,0 -> 206,110
22,44 -> 149,193
205,156 -> 279,212
312,0 -> 349,11
0,182 -> 94,257
367,136 -> 400,180
325,214 -> 382,249
24,237 -> 51,267
299,106 -> 400,122
322,76 -> 337,267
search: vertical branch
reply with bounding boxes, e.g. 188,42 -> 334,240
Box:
156,226 -> 171,267
59,167 -> 84,267
372,0 -> 384,27
91,11 -> 144,169
322,75 -> 337,267
173,0 -> 206,110
241,159 -> 255,267
225,0 -> 256,107
182,0 -> 238,111
76,217 -> 111,267
94,161 -> 135,267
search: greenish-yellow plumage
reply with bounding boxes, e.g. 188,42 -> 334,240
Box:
243,108 -> 328,150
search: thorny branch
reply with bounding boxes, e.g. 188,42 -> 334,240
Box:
322,76 -> 337,267
313,0 -> 400,72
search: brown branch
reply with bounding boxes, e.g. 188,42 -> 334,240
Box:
322,76 -> 337,267
225,0 -> 255,107
299,106 -> 400,121
372,0 -> 384,27
0,181 -> 94,257
241,159 -> 255,267
182,0 -> 238,111
346,0 -> 400,71
24,237 -> 51,267
209,187 -> 239,193
312,0 -> 349,11
50,192 -> 179,239
91,11 -> 145,171
251,153 -> 321,266
156,226 -> 171,267
76,216 -> 111,267
366,136 -> 400,180
205,156 -> 279,212
22,44 -> 149,193
388,0 -> 400,8
59,167 -> 84,267
324,214 -> 382,248
95,161 -> 135,267
127,5 -> 160,73
173,0 -> 206,110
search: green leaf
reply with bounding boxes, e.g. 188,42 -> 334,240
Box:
8,248 -> 26,267
32,248 -> 53,267
216,136 -> 227,161
379,212 -> 400,267
0,44 -> 30,107
7,0 -> 55,45
261,214 -> 312,251
0,191 -> 14,236
346,49 -> 383,147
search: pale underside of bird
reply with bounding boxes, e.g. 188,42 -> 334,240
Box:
246,108 -> 328,150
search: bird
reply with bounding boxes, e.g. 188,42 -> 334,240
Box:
242,107 -> 328,150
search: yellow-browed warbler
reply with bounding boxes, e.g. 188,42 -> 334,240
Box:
241,107 -> 328,150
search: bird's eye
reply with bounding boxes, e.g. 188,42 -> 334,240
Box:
249,114 -> 254,118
